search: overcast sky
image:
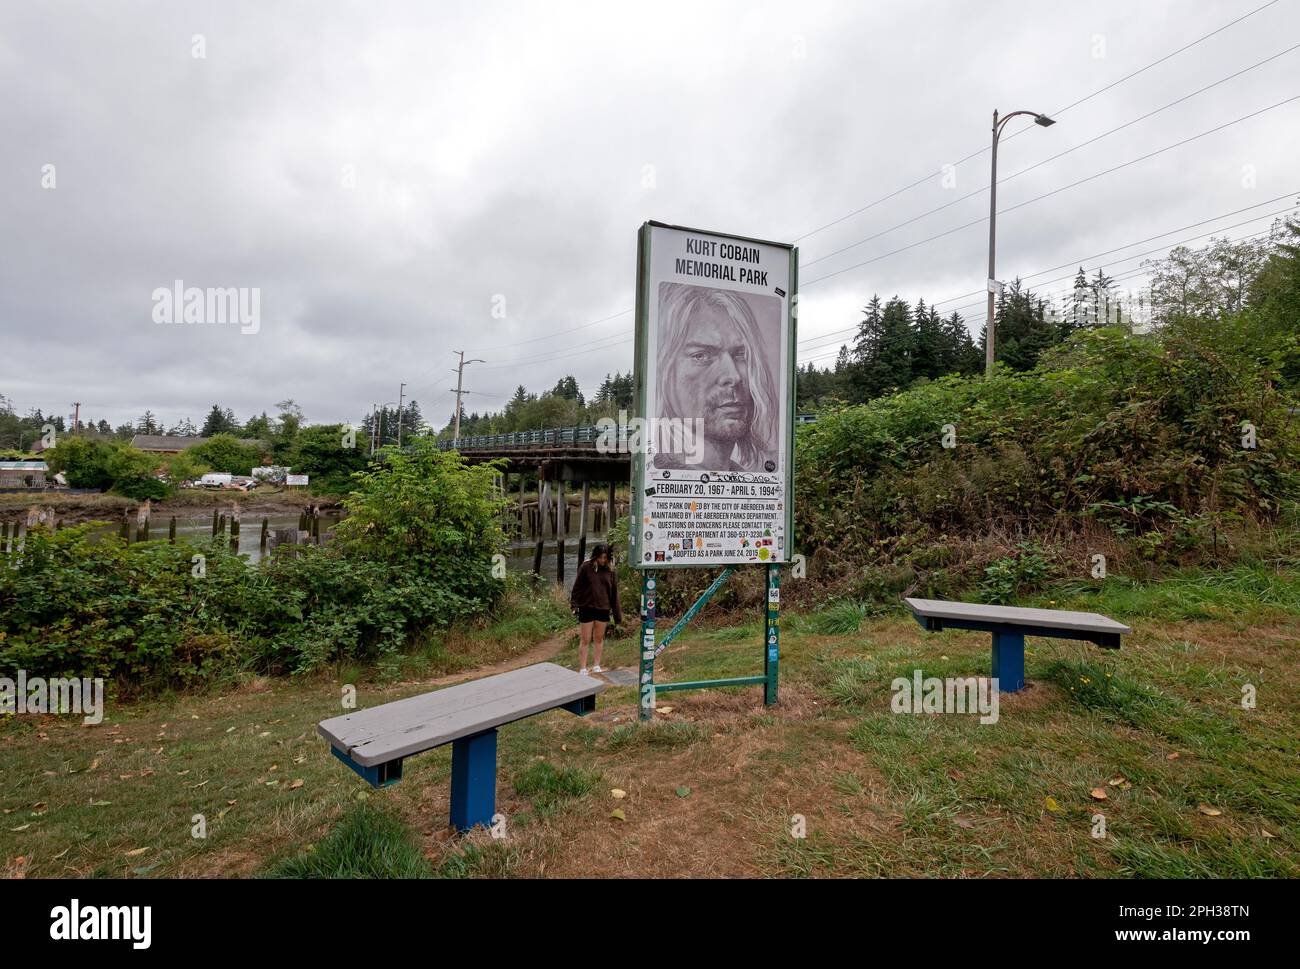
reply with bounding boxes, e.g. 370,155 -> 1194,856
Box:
3,0 -> 1298,431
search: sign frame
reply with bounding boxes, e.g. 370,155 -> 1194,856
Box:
628,220 -> 799,570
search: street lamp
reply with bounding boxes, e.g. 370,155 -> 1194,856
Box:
985,109 -> 1056,378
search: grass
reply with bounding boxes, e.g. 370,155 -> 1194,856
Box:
1,561 -> 1297,879
263,804 -> 433,878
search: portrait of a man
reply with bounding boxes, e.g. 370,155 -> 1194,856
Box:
652,282 -> 781,472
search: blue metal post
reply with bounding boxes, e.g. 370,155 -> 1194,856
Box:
639,571 -> 658,722
449,728 -> 498,832
764,563 -> 780,706
991,632 -> 1025,692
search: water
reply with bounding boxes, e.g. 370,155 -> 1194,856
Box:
505,531 -> 611,585
87,510 -> 344,565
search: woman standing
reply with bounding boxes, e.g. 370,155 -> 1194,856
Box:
569,543 -> 622,675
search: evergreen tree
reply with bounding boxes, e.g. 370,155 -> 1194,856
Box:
136,410 -> 161,435
911,299 -> 945,381
853,296 -> 914,399
201,404 -> 237,437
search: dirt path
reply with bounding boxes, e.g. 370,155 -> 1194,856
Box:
420,630 -> 576,689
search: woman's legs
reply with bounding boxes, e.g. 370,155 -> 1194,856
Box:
591,620 -> 607,670
578,620 -> 594,671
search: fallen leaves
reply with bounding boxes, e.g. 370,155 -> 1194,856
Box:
123,847 -> 150,858
1044,796 -> 1062,813
610,789 -> 626,800
1090,788 -> 1108,801
1197,804 -> 1222,817
289,779 -> 304,790
675,786 -> 691,799
609,809 -> 626,822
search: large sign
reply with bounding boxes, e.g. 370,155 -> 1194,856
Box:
629,221 -> 797,569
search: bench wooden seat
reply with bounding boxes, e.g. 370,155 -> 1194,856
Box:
904,597 -> 1131,692
319,662 -> 605,831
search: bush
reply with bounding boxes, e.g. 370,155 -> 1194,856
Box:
188,433 -> 262,475
43,437 -> 113,490
796,328 -> 1300,578
0,441 -> 511,688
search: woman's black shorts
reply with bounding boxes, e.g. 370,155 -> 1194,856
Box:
576,606 -> 611,624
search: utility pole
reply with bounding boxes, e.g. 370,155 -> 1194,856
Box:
985,107 -> 1056,378
451,351 -> 485,442
71,402 -> 81,434
396,383 -> 406,447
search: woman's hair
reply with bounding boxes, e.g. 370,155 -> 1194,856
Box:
656,282 -> 778,468
589,543 -> 610,564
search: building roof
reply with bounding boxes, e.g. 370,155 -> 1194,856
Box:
131,435 -> 267,452
0,461 -> 47,470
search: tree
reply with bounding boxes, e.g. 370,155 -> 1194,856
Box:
994,280 -> 1060,372
1146,237 -> 1269,325
188,433 -> 262,475
43,437 -> 113,490
291,423 -> 372,494
243,411 -> 273,440
201,404 -> 238,437
911,299 -> 944,381
550,376 -> 584,406
135,411 -> 161,435
853,296 -> 914,399
106,444 -> 169,500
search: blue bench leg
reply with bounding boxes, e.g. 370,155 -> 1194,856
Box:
449,728 -> 498,832
991,632 -> 1025,692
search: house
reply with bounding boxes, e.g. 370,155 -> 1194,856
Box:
0,460 -> 49,489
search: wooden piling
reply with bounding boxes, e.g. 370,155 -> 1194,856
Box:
607,480 -> 617,532
260,517 -> 269,552
533,479 -> 549,576
212,508 -> 219,537
230,506 -> 241,552
169,517 -> 177,543
518,473 -> 526,539
120,512 -> 130,542
577,481 -> 590,566
556,479 -> 567,585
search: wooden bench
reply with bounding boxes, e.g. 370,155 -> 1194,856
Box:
903,598 -> 1131,692
319,663 -> 605,832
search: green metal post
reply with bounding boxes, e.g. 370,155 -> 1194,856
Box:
764,563 -> 781,706
638,571 -> 658,721
656,566 -> 735,656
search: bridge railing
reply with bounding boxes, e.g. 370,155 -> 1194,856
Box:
434,414 -> 818,451
434,424 -> 625,452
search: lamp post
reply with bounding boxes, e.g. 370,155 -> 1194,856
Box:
985,108 -> 1056,378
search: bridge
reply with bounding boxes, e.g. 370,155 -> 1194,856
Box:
430,415 -> 816,582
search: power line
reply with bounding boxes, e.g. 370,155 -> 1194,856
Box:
801,42 -> 1300,271
801,93 -> 1300,289
466,307 -> 633,353
788,0 -> 1282,243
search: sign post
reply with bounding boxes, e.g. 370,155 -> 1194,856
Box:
629,221 -> 797,718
